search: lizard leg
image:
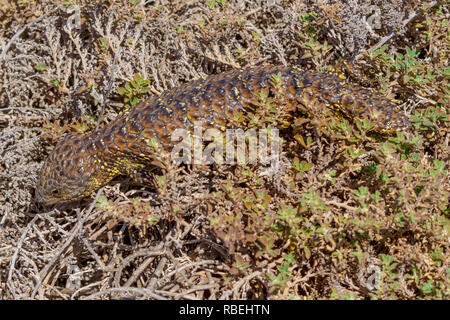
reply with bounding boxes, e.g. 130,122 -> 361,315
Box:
130,168 -> 157,187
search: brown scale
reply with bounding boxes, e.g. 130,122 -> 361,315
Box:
36,65 -> 409,205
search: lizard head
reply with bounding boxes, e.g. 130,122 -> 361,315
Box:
35,133 -> 113,206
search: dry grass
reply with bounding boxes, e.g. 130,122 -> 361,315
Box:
0,0 -> 448,300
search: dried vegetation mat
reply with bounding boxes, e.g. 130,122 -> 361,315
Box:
0,0 -> 449,299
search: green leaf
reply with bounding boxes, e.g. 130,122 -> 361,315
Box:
130,96 -> 139,105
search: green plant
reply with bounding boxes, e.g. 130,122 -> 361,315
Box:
117,74 -> 150,109
267,253 -> 295,290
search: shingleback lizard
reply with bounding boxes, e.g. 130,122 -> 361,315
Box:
35,65 -> 409,205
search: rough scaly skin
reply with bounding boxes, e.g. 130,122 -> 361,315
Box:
35,65 -> 409,205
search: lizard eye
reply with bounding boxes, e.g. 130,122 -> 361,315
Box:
51,189 -> 59,196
